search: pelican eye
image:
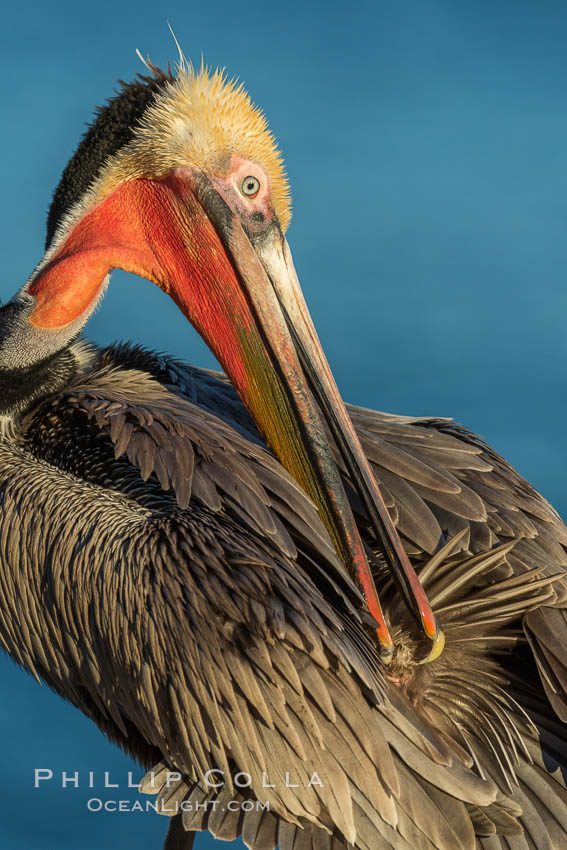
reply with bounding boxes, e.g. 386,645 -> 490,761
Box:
241,176 -> 260,197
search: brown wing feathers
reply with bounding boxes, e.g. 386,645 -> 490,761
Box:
8,343 -> 567,850
143,540 -> 567,850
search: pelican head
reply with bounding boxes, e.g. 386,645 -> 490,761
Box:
10,58 -> 441,657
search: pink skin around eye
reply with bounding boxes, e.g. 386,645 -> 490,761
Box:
210,156 -> 276,230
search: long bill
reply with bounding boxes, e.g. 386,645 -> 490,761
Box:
25,170 -> 442,660
252,227 -> 442,651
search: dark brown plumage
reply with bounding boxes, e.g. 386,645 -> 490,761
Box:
45,68 -> 173,249
2,339 -> 566,850
2,67 -> 567,850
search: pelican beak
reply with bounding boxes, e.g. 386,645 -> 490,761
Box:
188,172 -> 442,657
27,169 -> 442,659
253,231 -> 445,661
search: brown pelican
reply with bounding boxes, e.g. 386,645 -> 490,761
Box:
1,60 -> 567,850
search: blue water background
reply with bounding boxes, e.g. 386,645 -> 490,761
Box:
0,2 -> 566,847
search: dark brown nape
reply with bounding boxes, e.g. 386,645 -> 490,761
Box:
45,64 -> 174,249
